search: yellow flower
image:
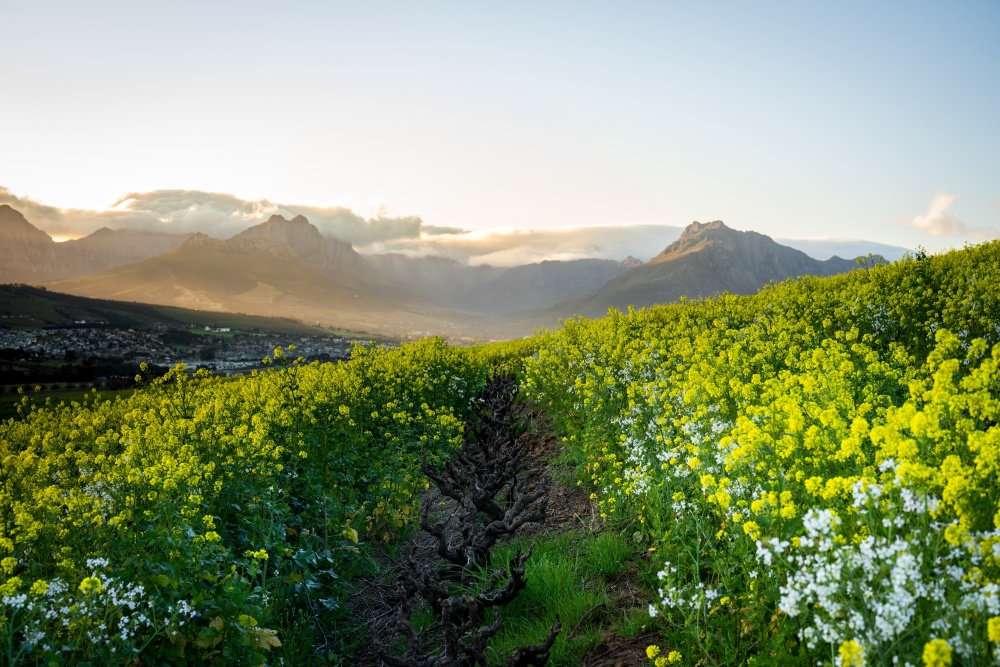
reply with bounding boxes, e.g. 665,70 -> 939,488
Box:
655,658 -> 667,667
78,576 -> 103,595
922,639 -> 952,667
646,644 -> 661,659
988,616 -> 1000,643
0,557 -> 16,575
0,576 -> 23,596
838,639 -> 865,667
29,579 -> 48,596
667,650 -> 682,663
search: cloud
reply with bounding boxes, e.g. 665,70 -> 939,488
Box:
0,187 -> 423,245
904,192 -> 996,239
357,224 -> 684,266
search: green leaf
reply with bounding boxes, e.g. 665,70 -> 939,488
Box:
149,574 -> 171,587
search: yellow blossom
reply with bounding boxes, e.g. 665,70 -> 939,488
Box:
0,576 -> 22,596
922,639 -> 952,667
78,576 -> 103,595
988,617 -> 1000,643
838,639 -> 865,667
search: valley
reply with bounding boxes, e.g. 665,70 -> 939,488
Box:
1,204 -> 897,340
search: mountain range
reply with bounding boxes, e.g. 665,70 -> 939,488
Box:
0,204 -> 888,338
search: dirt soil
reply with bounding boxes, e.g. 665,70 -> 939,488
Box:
347,418 -> 657,667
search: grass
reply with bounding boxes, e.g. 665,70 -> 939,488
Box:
471,528 -> 645,666
583,530 -> 636,581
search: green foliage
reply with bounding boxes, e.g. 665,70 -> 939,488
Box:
524,241 -> 1000,666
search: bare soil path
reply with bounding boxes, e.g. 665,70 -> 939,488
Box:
348,412 -> 658,667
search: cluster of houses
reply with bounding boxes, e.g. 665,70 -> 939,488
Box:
0,326 -> 362,374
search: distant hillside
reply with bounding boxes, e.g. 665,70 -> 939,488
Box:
457,258 -> 633,315
363,253 -> 504,307
545,221 -> 867,321
779,237 -> 909,262
45,230 -> 484,337
61,227 -> 190,269
0,283 -> 328,335
363,254 -> 633,315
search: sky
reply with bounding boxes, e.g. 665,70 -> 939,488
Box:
2,1 -> 998,256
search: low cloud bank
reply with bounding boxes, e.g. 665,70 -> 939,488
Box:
357,224 -> 684,266
0,187 -> 421,246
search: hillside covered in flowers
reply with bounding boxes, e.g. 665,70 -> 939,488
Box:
524,243 -> 1000,666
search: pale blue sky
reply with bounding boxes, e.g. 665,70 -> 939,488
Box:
1,1 -> 998,251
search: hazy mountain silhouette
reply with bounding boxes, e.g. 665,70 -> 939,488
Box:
0,204 -> 189,282
363,253 -> 631,314
61,227 -> 191,270
457,259 -> 631,315
0,204 -> 63,282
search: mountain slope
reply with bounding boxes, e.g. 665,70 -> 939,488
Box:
549,221 -> 863,319
458,258 -> 633,315
61,227 -> 190,271
0,205 -> 64,282
0,204 -> 190,281
362,253 -> 503,306
236,215 -> 438,304
45,232 -> 480,335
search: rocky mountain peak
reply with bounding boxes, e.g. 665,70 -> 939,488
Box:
237,213 -> 326,254
183,232 -> 215,246
651,220 -> 761,264
0,204 -> 54,243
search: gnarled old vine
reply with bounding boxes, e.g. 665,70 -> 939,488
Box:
381,373 -> 561,666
